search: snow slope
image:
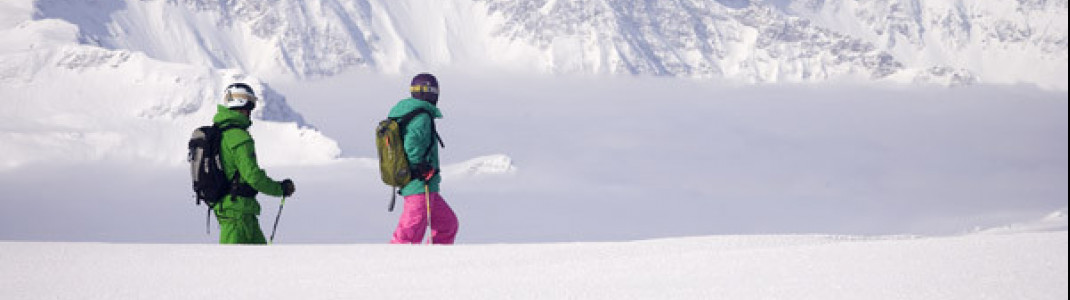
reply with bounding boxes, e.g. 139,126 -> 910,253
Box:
31,0 -> 497,79
0,0 -> 339,169
1,0 -> 1067,243
1,228 -> 1066,299
783,0 -> 1069,90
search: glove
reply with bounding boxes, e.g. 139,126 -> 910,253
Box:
281,179 -> 295,197
410,163 -> 436,181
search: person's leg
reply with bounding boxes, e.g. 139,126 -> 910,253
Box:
217,213 -> 266,244
391,194 -> 430,244
240,214 -> 268,244
217,214 -> 240,244
429,193 -> 459,244
215,197 -> 267,245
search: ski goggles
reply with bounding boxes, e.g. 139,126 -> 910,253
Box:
227,92 -> 258,103
410,85 -> 439,94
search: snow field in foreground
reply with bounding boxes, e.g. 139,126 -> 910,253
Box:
1,230 -> 1066,300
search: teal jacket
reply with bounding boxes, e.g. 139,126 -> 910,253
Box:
211,105 -> 285,217
388,98 -> 443,196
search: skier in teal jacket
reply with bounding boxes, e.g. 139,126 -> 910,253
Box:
388,73 -> 459,244
212,83 -> 296,244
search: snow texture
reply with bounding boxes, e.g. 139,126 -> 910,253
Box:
1,227 -> 1066,299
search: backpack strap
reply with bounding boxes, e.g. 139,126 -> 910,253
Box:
394,109 -> 445,149
429,117 -> 445,148
393,109 -> 425,123
214,123 -> 241,133
393,109 -> 444,181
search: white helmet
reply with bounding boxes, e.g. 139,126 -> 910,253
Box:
222,83 -> 258,110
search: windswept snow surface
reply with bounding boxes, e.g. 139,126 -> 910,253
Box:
2,229 -> 1067,299
1,0 -> 1067,244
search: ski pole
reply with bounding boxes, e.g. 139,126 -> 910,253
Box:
270,195 -> 287,244
425,184 -> 432,245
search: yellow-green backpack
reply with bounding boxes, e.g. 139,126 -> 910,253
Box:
375,109 -> 441,211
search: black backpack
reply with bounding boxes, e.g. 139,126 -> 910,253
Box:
188,124 -> 239,208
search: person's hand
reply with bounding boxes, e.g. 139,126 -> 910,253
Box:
411,164 -> 436,181
281,179 -> 295,197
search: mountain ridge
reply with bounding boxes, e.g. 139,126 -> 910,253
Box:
30,0 -> 1067,89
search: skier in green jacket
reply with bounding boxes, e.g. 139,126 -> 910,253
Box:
212,83 -> 296,244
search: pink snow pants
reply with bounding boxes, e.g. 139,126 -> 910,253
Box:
391,192 -> 458,244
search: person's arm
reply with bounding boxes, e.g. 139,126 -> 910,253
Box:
229,134 -> 285,197
404,113 -> 434,166
404,112 -> 437,180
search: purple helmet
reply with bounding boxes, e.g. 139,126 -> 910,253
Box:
410,73 -> 439,105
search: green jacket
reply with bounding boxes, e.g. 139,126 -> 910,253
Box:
388,98 -> 443,196
211,105 -> 285,217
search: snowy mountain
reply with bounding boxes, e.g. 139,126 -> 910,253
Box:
26,0 -> 1068,88
29,0 -> 494,79
481,0 -> 1066,88
781,0 -> 1068,89
1,0 -> 340,169
484,0 -> 910,82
